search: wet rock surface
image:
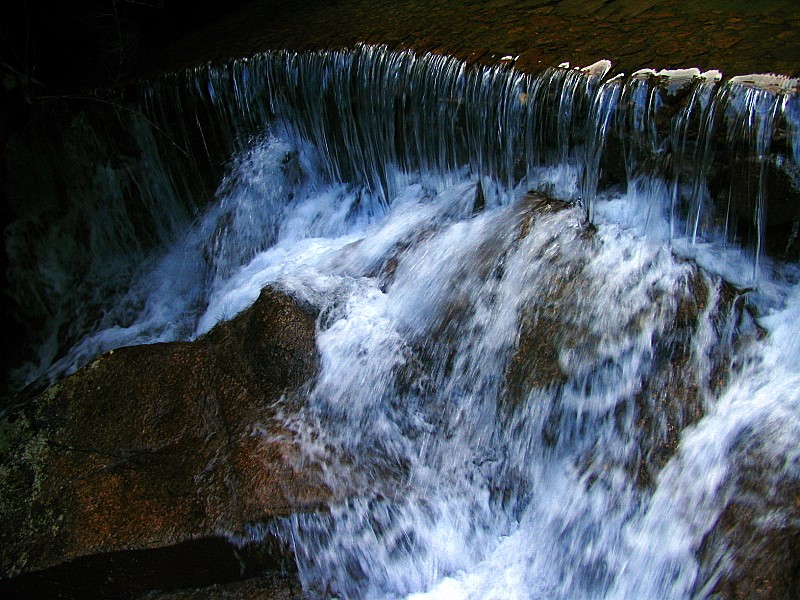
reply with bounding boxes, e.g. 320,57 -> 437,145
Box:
500,198 -> 799,599
502,196 -> 750,488
700,436 -> 800,599
135,573 -> 305,600
0,287 -> 325,596
0,537 -> 298,600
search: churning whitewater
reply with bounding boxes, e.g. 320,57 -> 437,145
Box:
5,46 -> 799,598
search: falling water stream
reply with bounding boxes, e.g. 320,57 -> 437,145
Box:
4,46 -> 800,597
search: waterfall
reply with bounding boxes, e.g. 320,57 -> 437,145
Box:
4,45 -> 799,598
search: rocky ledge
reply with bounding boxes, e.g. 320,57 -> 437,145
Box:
0,287 -> 325,598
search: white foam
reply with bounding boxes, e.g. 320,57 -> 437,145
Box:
631,68 -> 658,79
700,69 -> 722,83
581,59 -> 613,79
730,73 -> 800,93
656,67 -> 701,81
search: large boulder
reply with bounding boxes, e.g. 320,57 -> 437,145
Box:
0,287 -> 326,596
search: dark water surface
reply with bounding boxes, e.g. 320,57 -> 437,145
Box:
138,0 -> 800,79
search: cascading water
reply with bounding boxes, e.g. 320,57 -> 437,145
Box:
4,45 -> 799,598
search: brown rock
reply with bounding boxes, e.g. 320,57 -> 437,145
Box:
701,440 -> 800,599
0,287 -> 328,583
137,573 -> 306,600
711,34 -> 740,50
0,536 -> 298,600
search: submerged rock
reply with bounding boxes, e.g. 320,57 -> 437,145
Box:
0,287 -> 326,595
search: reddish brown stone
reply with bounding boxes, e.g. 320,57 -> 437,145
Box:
701,446 -> 800,600
0,287 -> 328,580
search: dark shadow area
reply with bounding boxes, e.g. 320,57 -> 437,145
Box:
0,1 -> 254,402
0,1 -> 256,94
0,535 -> 295,600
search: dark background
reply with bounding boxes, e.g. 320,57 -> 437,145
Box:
0,1 -> 252,94
0,1 -> 255,398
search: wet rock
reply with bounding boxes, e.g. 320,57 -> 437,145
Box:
595,70 -> 800,263
0,287 -> 327,591
632,276 -> 754,488
471,179 -> 486,215
136,573 -> 306,600
0,536 -> 297,600
501,198 -> 751,488
711,33 -> 741,50
700,437 -> 800,600
504,197 -> 581,397
764,158 -> 800,260
705,148 -> 800,262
